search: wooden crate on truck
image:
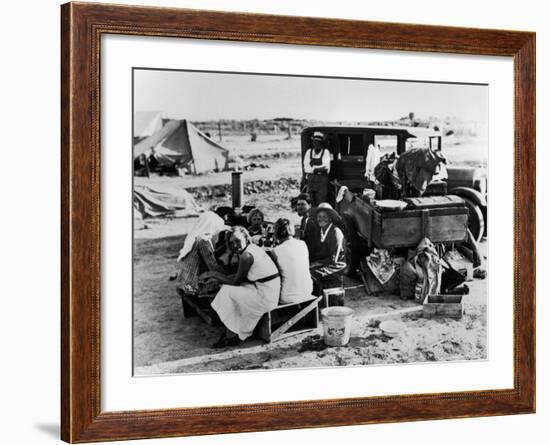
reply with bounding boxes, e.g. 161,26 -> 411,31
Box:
338,188 -> 469,249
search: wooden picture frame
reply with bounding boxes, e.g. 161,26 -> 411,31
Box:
61,2 -> 536,442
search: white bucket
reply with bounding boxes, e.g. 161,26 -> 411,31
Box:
321,306 -> 354,346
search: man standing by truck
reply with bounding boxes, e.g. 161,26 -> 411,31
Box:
303,131 -> 331,206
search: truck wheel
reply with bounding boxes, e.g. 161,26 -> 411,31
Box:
463,198 -> 485,243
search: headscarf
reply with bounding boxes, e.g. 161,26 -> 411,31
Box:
177,211 -> 227,261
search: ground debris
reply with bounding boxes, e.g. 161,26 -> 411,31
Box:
226,363 -> 265,371
188,178 -> 300,200
474,268 -> 487,279
418,348 -> 437,361
298,334 -> 328,352
367,319 -> 381,328
364,333 -> 390,343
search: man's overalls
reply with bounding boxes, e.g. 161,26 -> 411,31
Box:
307,148 -> 328,206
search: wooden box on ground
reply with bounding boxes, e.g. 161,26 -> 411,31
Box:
177,289 -> 220,326
423,294 -> 464,320
321,288 -> 345,309
257,296 -> 321,343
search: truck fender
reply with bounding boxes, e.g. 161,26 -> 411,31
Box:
449,187 -> 487,207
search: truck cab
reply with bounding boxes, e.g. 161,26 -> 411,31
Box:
301,125 -> 442,189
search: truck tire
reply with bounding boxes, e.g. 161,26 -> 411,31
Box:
463,198 -> 485,243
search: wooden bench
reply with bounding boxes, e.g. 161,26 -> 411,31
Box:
256,296 -> 322,343
178,289 -> 321,342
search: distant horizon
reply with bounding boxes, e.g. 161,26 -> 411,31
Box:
134,111 -> 484,125
134,69 -> 488,124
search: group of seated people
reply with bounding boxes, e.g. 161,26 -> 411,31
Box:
175,193 -> 348,348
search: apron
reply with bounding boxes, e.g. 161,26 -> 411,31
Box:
307,149 -> 328,205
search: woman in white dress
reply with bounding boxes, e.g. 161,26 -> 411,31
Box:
201,226 -> 281,348
271,218 -> 313,304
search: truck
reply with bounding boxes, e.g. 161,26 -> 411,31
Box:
300,125 -> 487,244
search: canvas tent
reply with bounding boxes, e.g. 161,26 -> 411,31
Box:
134,111 -> 164,142
133,185 -> 202,218
134,119 -> 229,174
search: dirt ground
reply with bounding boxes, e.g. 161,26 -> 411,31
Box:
133,134 -> 488,375
133,232 -> 487,376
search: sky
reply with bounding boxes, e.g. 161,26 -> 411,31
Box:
134,68 -> 488,123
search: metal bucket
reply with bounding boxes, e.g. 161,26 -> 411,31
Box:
321,306 -> 354,346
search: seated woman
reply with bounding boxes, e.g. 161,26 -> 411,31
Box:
246,208 -> 268,241
271,218 -> 313,304
201,226 -> 281,348
174,211 -> 230,296
308,203 -> 347,295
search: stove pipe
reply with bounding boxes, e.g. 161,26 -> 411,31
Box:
231,171 -> 243,210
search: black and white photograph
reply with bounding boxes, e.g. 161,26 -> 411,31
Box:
132,68 -> 488,376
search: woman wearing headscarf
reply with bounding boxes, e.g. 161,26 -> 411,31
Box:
174,211 -> 230,296
202,226 -> 281,348
308,203 -> 347,295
